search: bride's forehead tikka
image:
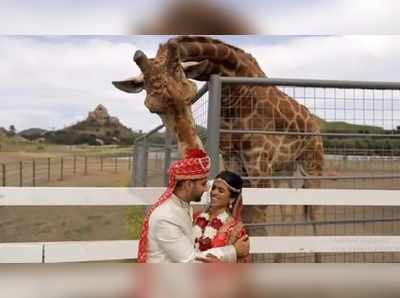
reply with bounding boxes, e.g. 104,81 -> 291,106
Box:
215,178 -> 241,193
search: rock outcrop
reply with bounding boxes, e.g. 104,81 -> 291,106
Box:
87,104 -> 121,126
50,104 -> 134,145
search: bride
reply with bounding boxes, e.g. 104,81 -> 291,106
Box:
193,170 -> 251,262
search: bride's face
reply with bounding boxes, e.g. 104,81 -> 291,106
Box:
210,180 -> 231,209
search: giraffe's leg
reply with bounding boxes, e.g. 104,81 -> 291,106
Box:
272,162 -> 301,263
300,138 -> 324,189
276,166 -> 296,229
277,161 -> 299,229
299,138 -> 324,263
238,152 -> 275,261
240,167 -> 272,228
244,154 -> 296,263
219,131 -> 249,177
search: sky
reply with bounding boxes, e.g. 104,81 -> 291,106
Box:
0,0 -> 399,132
1,35 -> 400,132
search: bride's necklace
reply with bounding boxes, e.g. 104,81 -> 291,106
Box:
193,210 -> 230,251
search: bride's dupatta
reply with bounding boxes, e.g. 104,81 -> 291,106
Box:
222,195 -> 251,263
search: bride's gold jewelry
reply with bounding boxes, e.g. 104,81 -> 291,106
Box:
215,178 -> 241,193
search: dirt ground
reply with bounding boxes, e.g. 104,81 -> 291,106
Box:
0,167 -> 143,243
0,151 -> 141,243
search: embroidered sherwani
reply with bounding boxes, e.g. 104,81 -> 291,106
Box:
146,194 -> 237,263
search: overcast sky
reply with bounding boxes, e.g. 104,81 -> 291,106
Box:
0,35 -> 399,132
1,0 -> 399,132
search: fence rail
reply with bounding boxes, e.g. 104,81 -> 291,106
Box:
1,187 -> 400,206
4,236 -> 400,263
1,187 -> 400,263
219,129 -> 400,139
219,77 -> 400,89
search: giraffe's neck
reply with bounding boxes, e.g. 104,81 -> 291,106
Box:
172,36 -> 265,78
161,106 -> 203,157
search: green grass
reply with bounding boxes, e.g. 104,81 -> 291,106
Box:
319,119 -> 384,133
0,136 -> 133,156
126,207 -> 145,240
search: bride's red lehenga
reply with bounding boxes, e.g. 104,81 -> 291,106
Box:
193,210 -> 251,263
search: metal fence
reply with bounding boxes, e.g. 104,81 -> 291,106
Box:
132,76 -> 400,262
0,156 -> 133,187
208,76 -> 400,262
207,76 -> 400,187
134,76 -> 400,189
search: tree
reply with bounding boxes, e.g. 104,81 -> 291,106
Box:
8,125 -> 16,136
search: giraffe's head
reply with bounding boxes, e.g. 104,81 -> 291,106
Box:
113,41 -> 207,115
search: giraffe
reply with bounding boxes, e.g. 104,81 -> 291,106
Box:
112,41 -> 204,157
172,36 -> 324,185
113,36 -> 325,262
174,36 -> 324,262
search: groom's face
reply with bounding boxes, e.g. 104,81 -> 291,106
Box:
188,177 -> 209,202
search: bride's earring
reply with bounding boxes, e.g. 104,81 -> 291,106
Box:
206,191 -> 212,210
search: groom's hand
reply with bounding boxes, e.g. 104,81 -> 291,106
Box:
234,234 -> 250,258
195,254 -> 222,263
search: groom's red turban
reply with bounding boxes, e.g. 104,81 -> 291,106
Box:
167,148 -> 211,188
138,148 -> 210,263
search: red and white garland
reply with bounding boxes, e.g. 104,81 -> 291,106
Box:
193,211 -> 230,251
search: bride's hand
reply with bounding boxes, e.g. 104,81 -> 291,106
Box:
233,234 -> 250,258
229,221 -> 244,243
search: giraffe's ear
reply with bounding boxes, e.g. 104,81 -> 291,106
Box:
112,74 -> 144,93
182,60 -> 209,80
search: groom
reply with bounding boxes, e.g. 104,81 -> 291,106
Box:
137,148 -> 249,263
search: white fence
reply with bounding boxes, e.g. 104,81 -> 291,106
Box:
1,187 -> 400,263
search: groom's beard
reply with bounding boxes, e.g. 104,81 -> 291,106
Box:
193,193 -> 203,202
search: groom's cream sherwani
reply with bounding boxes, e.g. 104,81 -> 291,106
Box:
146,194 -> 237,263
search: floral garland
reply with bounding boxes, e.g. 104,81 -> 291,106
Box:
193,211 -> 230,251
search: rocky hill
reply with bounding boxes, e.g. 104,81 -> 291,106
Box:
45,104 -> 135,145
0,127 -> 9,139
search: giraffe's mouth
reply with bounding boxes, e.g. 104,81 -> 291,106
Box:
144,99 -> 164,114
148,107 -> 162,114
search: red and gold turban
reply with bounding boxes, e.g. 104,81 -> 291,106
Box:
137,148 -> 210,263
167,148 -> 211,188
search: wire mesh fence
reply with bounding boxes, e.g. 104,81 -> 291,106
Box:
245,204 -> 400,263
216,78 -> 400,263
218,83 -> 400,190
132,77 -> 400,262
133,78 -> 400,188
